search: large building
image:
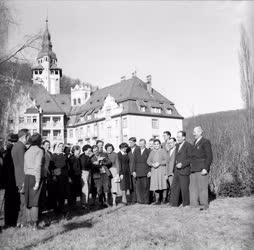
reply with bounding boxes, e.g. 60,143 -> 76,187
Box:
13,20 -> 183,148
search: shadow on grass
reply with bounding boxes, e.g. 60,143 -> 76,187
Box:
18,219 -> 94,250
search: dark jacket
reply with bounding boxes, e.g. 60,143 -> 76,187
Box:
128,146 -> 140,173
79,153 -> 93,171
11,141 -> 26,188
91,152 -> 111,179
133,148 -> 150,177
68,155 -> 82,177
51,153 -> 68,176
174,141 -> 192,176
191,137 -> 213,172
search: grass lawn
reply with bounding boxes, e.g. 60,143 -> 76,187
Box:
0,196 -> 254,250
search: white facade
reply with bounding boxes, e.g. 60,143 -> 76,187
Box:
41,114 -> 65,144
71,83 -> 91,107
67,94 -> 183,148
32,56 -> 61,95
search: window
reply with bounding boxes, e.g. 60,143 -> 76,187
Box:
151,107 -> 161,113
27,116 -> 31,124
69,129 -> 73,138
87,126 -> 90,136
42,130 -> 50,137
51,70 -> 54,75
140,106 -> 146,112
107,127 -> 112,138
75,128 -> 79,138
35,70 -> 38,75
122,117 -> 127,128
53,117 -> 61,126
85,93 -> 88,99
53,130 -> 61,139
115,119 -> 118,127
42,117 -> 50,124
73,99 -> 76,106
166,108 -> 173,115
19,116 -> 24,124
94,124 -> 98,137
55,70 -> 58,75
87,115 -> 91,120
94,112 -> 98,119
152,119 -> 159,129
32,116 -> 37,123
78,98 -> 81,104
106,108 -> 110,117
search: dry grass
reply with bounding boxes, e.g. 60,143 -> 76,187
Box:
0,196 -> 254,250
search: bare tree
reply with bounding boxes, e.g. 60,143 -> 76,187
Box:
239,26 -> 254,136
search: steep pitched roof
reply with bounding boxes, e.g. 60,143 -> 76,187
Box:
29,84 -> 70,114
70,76 -> 180,115
25,106 -> 39,114
68,76 -> 183,127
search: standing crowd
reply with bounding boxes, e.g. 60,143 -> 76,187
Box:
0,126 -> 213,230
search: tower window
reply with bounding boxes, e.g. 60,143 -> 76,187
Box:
78,98 -> 81,104
73,99 -> 76,106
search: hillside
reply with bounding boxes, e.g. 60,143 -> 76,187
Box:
0,196 -> 253,249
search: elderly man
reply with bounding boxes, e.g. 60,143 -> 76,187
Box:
170,131 -> 192,207
190,126 -> 213,210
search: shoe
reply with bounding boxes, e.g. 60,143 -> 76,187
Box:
154,201 -> 161,205
200,206 -> 209,211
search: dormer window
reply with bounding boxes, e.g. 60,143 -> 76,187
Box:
78,98 -> 81,105
151,107 -> 161,113
87,115 -> 91,120
166,108 -> 173,115
140,106 -> 146,112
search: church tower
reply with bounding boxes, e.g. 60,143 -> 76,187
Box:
32,19 -> 62,95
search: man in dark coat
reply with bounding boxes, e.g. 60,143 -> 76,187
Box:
2,134 -> 20,228
190,126 -> 213,210
128,137 -> 139,203
132,139 -> 151,204
11,129 -> 30,227
170,131 -> 192,207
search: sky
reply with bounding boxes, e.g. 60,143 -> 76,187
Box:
6,1 -> 253,118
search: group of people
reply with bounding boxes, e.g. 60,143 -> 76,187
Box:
0,126 -> 213,230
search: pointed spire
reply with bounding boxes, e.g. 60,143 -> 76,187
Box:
37,18 -> 57,60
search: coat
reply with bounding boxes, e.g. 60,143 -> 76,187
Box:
191,137 -> 213,172
11,141 -> 26,188
174,141 -> 192,176
166,147 -> 176,177
133,147 -> 150,177
128,146 -> 140,173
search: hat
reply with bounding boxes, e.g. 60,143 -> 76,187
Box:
7,133 -> 19,143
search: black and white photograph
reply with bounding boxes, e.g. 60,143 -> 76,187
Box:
0,0 -> 253,249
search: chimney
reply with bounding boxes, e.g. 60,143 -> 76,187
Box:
146,75 -> 152,94
121,76 -> 126,81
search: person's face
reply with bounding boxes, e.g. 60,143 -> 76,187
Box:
129,140 -> 135,148
154,141 -> 161,150
168,139 -> 176,149
106,146 -> 113,154
85,148 -> 92,156
176,133 -> 184,144
149,140 -> 154,149
97,142 -> 103,152
121,147 -> 127,153
163,133 -> 169,141
58,143 -> 64,152
43,142 -> 50,151
93,147 -> 98,155
193,128 -> 202,140
139,140 -> 145,148
74,149 -> 80,157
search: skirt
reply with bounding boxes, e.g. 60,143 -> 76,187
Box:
120,172 -> 131,191
110,167 -> 121,194
150,166 -> 167,191
24,174 -> 43,208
